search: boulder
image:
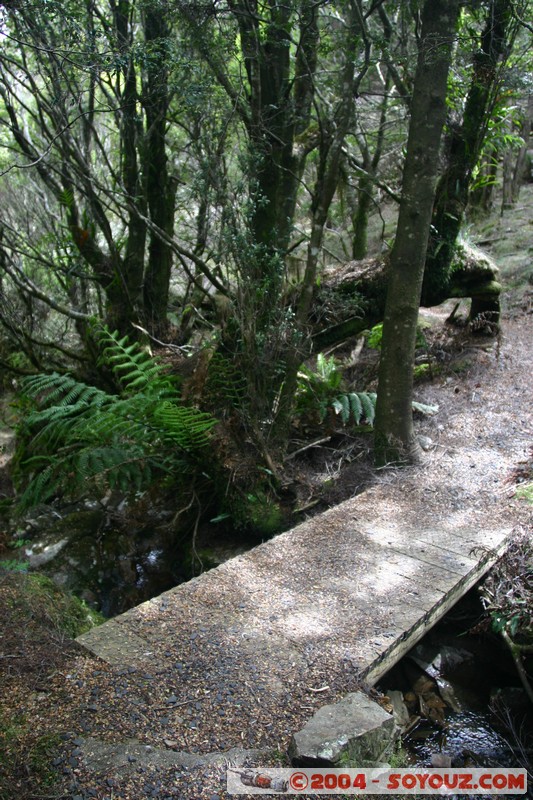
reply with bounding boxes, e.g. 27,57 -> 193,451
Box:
289,690 -> 398,767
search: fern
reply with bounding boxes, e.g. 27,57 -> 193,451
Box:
296,351 -> 438,429
153,402 -> 216,449
14,332 -> 216,510
203,351 -> 247,410
97,328 -> 173,395
330,392 -> 377,425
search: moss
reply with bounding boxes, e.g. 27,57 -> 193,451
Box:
2,572 -> 104,636
0,711 -> 63,798
515,482 -> 533,504
413,363 -> 438,382
245,491 -> 284,536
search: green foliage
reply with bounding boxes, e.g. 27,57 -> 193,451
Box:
331,391 -> 377,426
203,350 -> 247,411
366,323 -> 428,351
0,559 -> 29,573
480,535 -> 533,649
297,353 -> 376,426
515,483 -> 533,503
296,352 -> 437,428
223,488 -> 284,537
14,330 -> 216,510
298,353 -> 343,400
366,323 -> 384,351
98,328 -> 170,393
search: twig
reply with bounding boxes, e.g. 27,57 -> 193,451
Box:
284,436 -> 331,462
130,323 -> 191,353
501,628 -> 533,706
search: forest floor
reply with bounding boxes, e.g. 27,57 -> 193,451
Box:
0,189 -> 532,800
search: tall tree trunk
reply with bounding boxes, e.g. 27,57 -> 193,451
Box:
114,0 -> 147,324
142,2 -> 176,336
270,1 -> 372,448
233,0 -> 314,255
423,0 -> 515,306
511,93 -> 533,202
374,0 -> 460,467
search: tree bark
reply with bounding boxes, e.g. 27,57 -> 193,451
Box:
271,0 -> 371,445
142,2 -> 176,336
423,0 -> 515,306
374,0 -> 460,467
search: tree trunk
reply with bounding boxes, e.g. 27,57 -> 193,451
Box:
423,0 -> 515,306
352,171 -> 374,260
511,94 -> 533,203
114,0 -> 147,324
142,3 -> 176,336
270,0 -> 370,446
374,0 -> 460,467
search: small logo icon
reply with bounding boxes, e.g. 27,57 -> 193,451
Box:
228,768 -> 289,793
290,771 -> 309,791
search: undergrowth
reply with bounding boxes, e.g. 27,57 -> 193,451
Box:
12,328 -> 216,510
296,353 -> 437,429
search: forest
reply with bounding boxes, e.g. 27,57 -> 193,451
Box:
0,0 -> 531,588
0,1 -> 532,797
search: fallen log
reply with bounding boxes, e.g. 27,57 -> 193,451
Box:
312,242 -> 501,349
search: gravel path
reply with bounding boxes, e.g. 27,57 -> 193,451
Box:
1,314 -> 531,800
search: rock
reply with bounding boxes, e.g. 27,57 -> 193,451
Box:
289,691 -> 398,767
79,737 -> 264,773
431,753 -> 453,767
387,690 -> 411,732
417,435 -> 434,452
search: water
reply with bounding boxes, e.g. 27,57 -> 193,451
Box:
408,709 -> 517,767
379,591 -> 533,786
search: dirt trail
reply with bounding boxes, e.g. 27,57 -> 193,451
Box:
60,312 -> 532,799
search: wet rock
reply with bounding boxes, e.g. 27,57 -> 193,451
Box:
411,642 -> 475,679
388,690 -> 411,732
431,752 -> 453,767
289,691 -> 398,767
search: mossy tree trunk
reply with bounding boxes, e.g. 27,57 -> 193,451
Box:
374,0 -> 460,467
270,0 -> 371,447
422,0 -> 516,307
142,2 -> 177,337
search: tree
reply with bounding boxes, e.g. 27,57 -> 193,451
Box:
374,0 -> 460,466
423,0 -> 520,309
0,0 -> 184,338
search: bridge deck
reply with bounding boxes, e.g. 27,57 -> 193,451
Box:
78,489 -> 511,686
76,316 -> 533,771
77,470 -> 514,752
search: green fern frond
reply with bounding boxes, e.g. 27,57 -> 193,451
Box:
359,392 -> 377,425
76,446 -> 152,492
14,337 -> 217,509
97,327 -> 172,394
204,352 -> 247,409
332,395 -> 350,424
316,353 -> 342,389
21,372 -> 109,409
348,392 -> 363,424
18,463 -> 57,510
330,392 -> 376,426
153,402 -> 216,450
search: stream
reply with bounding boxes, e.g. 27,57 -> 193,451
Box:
379,589 -> 532,787
1,446 -> 531,786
